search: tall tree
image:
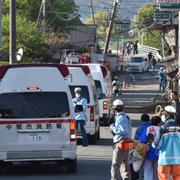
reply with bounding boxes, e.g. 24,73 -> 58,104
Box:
136,4 -> 162,50
85,11 -> 109,38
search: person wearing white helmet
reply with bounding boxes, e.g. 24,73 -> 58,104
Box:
110,99 -> 132,180
72,87 -> 88,147
154,105 -> 180,180
112,77 -> 120,97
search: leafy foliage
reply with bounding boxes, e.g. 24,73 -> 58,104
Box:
136,4 -> 162,51
85,11 -> 109,38
1,0 -> 81,62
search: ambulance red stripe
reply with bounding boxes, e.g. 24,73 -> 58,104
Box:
0,119 -> 74,125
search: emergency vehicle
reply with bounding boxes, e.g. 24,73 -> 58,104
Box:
67,65 -> 100,144
0,64 -> 77,173
84,64 -> 112,125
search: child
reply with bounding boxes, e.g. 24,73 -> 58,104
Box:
132,114 -> 150,180
139,116 -> 161,180
134,114 -> 150,140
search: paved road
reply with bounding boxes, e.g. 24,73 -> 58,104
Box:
0,70 -> 159,180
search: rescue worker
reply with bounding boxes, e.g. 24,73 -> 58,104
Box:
72,87 -> 88,147
153,106 -> 180,180
159,67 -> 165,91
112,76 -> 120,97
110,99 -> 132,180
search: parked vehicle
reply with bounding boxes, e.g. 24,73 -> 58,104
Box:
67,65 -> 100,144
127,54 -> 149,73
84,64 -> 112,98
0,64 -> 77,173
85,64 -> 113,125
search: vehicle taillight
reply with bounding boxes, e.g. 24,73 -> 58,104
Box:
70,119 -> 76,141
0,65 -> 9,79
101,65 -> 107,78
90,106 -> 94,121
103,101 -> 108,110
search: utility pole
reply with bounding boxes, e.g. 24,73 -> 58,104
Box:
90,0 -> 97,53
43,0 -> 46,33
104,0 -> 121,55
90,0 -> 95,26
9,0 -> 16,64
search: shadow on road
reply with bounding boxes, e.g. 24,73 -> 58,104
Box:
0,159 -> 111,180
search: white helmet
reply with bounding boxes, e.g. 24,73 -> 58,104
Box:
164,105 -> 176,114
113,99 -> 124,107
74,87 -> 81,93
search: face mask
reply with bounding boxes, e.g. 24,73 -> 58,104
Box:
75,93 -> 81,99
161,115 -> 166,122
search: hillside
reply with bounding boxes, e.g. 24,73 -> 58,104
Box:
75,0 -> 154,21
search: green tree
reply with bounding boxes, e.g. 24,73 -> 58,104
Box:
136,4 -> 162,50
1,0 -> 81,62
2,14 -> 48,61
46,0 -> 81,32
85,11 -> 109,38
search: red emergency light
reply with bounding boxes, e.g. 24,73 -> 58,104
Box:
100,65 -> 108,78
67,64 -> 90,75
0,65 -> 9,79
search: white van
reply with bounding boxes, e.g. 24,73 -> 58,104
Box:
0,64 -> 77,173
85,64 -> 112,97
84,64 -> 112,125
67,65 -> 100,144
127,54 -> 149,73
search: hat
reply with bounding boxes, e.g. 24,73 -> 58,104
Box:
74,87 -> 81,93
113,99 -> 124,107
162,105 -> 176,115
160,67 -> 163,70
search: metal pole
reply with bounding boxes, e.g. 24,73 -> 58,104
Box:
89,0 -> 96,52
9,0 -> 16,64
90,0 -> 95,26
104,0 -> 121,55
162,35 -> 164,58
43,0 -> 46,33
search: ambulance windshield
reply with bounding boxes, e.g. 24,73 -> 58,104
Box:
0,92 -> 70,118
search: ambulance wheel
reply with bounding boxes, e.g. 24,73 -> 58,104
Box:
67,159 -> 77,173
88,134 -> 97,144
0,162 -> 7,175
97,127 -> 100,140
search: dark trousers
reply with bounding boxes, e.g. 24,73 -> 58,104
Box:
76,120 -> 88,145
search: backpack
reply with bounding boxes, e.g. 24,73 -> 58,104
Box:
147,127 -> 156,145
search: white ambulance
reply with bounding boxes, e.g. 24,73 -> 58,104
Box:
85,64 -> 112,125
0,64 -> 77,173
67,65 -> 100,144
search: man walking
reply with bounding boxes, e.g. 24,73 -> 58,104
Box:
110,99 -> 132,180
159,67 -> 165,91
72,87 -> 88,147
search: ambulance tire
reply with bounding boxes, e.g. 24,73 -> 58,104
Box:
97,127 -> 100,140
103,118 -> 109,126
0,162 -> 7,175
67,159 -> 77,173
88,133 -> 97,144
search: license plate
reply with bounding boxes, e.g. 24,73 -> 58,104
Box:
27,133 -> 42,142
